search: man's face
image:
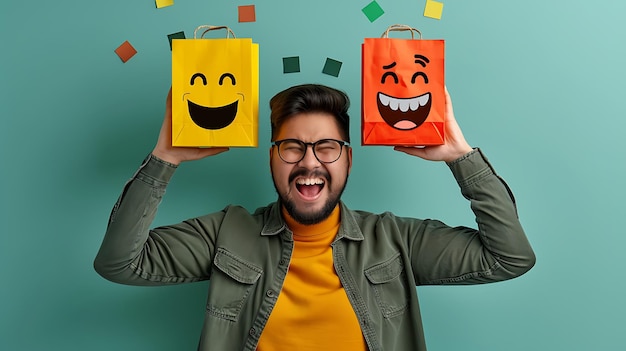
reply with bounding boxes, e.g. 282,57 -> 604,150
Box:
270,112 -> 352,225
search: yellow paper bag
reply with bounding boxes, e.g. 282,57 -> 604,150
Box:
172,25 -> 259,147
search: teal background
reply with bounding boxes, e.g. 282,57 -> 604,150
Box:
2,0 -> 625,350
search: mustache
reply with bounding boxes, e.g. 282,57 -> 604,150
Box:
288,168 -> 330,184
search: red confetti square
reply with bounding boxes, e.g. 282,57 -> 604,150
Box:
114,40 -> 137,63
238,5 -> 256,23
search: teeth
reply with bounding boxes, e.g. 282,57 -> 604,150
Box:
378,92 -> 430,112
296,178 -> 324,185
400,100 -> 409,112
379,94 -> 391,107
417,94 -> 429,107
389,99 -> 399,110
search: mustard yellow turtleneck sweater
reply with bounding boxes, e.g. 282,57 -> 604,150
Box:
256,205 -> 367,350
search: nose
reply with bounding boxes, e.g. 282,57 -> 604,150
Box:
298,144 -> 322,168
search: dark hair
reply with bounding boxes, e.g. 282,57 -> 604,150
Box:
269,84 -> 350,143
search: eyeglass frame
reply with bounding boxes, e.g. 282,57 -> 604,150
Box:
272,138 -> 350,164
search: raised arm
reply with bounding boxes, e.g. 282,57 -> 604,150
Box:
395,88 -> 535,284
94,88 -> 229,285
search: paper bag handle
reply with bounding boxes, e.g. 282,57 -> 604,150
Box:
194,25 -> 237,39
381,24 -> 422,39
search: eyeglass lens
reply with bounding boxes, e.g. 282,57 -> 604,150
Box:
278,139 -> 343,163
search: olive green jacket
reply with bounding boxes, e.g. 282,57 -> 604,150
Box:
94,149 -> 535,351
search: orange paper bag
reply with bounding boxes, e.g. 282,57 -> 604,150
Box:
362,25 -> 445,146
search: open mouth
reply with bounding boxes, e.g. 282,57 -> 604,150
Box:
295,177 -> 325,199
376,92 -> 432,130
187,98 -> 239,130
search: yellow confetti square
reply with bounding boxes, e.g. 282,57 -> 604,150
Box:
424,0 -> 444,20
155,0 -> 174,9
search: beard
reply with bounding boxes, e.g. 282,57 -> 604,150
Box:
271,167 -> 349,225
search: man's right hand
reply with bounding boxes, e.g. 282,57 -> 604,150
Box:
151,88 -> 229,165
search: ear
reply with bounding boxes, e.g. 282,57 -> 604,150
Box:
347,146 -> 353,175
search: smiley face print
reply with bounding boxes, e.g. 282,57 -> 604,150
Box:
377,55 -> 432,130
185,71 -> 241,130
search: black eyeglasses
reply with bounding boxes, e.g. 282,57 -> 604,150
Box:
272,138 -> 350,164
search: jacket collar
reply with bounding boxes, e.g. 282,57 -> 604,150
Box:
260,201 -> 285,236
336,202 -> 364,241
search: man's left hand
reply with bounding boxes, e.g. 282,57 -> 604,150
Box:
394,87 -> 473,163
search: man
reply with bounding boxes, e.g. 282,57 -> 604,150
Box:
94,84 -> 535,350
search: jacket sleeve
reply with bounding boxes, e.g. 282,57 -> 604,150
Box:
410,148 -> 536,285
93,154 -> 223,286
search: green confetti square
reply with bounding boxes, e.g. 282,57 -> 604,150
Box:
322,58 -> 342,77
167,31 -> 186,50
362,1 -> 384,23
283,56 -> 300,74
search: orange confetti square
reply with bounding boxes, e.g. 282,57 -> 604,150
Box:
114,40 -> 137,63
238,5 -> 256,23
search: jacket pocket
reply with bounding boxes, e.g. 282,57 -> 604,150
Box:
206,248 -> 262,322
364,253 -> 409,318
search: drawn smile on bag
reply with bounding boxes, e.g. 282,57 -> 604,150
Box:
184,72 -> 243,130
376,55 -> 431,130
377,92 -> 431,130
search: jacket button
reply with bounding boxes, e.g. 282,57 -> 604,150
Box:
266,289 -> 276,298
249,328 -> 256,336
279,259 -> 286,265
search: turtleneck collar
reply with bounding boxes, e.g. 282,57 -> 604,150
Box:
281,205 -> 341,240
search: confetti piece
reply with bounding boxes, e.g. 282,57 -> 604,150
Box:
424,0 -> 444,20
167,31 -> 185,50
283,56 -> 300,74
238,5 -> 256,23
322,58 -> 342,77
155,0 -> 174,9
114,41 -> 137,63
362,1 -> 384,23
